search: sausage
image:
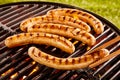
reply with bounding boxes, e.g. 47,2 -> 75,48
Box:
28,47 -> 109,70
27,23 -> 96,46
4,32 -> 75,54
20,15 -> 91,32
47,8 -> 104,34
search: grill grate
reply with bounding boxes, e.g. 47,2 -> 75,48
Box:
0,2 -> 119,80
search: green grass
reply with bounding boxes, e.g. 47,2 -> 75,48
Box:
0,0 -> 120,29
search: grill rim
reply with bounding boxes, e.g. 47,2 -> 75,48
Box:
0,1 -> 119,35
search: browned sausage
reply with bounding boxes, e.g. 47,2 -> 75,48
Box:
4,32 -> 75,54
20,15 -> 91,32
28,47 -> 109,70
47,8 -> 104,34
27,23 -> 96,46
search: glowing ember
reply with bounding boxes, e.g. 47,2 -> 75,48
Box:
10,72 -> 18,79
1,68 -> 14,77
28,66 -> 39,76
70,74 -> 78,80
73,41 -> 79,45
81,43 -> 85,46
68,38 -> 72,41
22,75 -> 27,79
32,61 -> 36,65
87,46 -> 91,50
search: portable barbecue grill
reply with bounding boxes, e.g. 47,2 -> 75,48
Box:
0,1 -> 120,80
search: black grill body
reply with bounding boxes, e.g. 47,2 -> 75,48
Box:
0,2 -> 119,80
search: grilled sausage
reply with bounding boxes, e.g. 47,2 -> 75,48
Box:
20,15 -> 91,32
28,47 -> 109,70
47,8 -> 104,34
27,23 -> 96,46
4,32 -> 75,54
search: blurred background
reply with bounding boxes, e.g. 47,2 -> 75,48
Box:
0,0 -> 119,29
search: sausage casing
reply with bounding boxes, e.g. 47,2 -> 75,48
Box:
20,15 -> 91,32
27,23 -> 96,46
47,8 -> 104,34
5,32 -> 75,54
28,47 -> 109,70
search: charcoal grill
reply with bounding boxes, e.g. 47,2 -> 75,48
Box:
0,1 -> 120,80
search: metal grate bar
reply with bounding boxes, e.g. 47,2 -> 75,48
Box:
11,5 -> 55,31
1,4 -> 39,24
31,65 -> 48,80
0,31 -> 11,41
0,23 -> 15,32
110,70 -> 120,80
100,60 -> 120,80
0,6 -> 18,16
12,63 -> 37,80
0,53 -> 28,75
58,71 -> 75,80
5,5 -> 47,26
0,30 -> 7,36
0,5 -> 26,20
96,27 -> 111,40
32,67 -> 53,80
35,68 -> 54,80
47,70 -> 66,80
32,5 -> 55,17
93,39 -> 120,77
93,55 -> 120,76
85,32 -> 116,55
109,42 -> 120,53
24,64 -> 43,80
0,58 -> 32,80
0,46 -> 8,53
69,45 -> 87,57
0,6 -> 11,12
0,47 -> 11,57
0,56 -> 10,68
